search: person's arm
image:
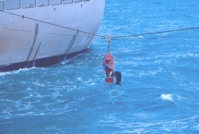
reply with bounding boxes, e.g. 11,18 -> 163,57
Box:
105,64 -> 113,77
105,64 -> 112,70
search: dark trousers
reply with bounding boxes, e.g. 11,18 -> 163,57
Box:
106,71 -> 122,84
113,71 -> 121,84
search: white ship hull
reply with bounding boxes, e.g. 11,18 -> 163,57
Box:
0,0 -> 105,71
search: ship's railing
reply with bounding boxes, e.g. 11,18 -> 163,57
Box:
0,0 -> 91,10
0,0 -> 5,10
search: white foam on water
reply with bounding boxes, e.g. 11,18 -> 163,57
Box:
176,94 -> 186,101
33,82 -> 46,87
0,67 -> 42,76
161,94 -> 173,101
0,71 -> 12,76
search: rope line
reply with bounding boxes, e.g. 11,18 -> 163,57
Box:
133,36 -> 199,39
0,9 -> 199,53
4,27 -> 199,40
111,85 -> 136,123
1,10 -> 199,41
113,26 -> 199,39
3,28 -> 104,39
0,10 -> 106,39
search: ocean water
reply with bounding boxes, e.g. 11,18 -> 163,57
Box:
1,0 -> 199,133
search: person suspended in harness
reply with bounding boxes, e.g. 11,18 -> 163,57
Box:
104,60 -> 122,85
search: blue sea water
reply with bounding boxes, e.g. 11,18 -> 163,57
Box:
1,0 -> 199,133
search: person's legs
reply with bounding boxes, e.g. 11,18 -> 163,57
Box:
114,71 -> 121,84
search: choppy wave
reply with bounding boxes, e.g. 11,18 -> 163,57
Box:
161,94 -> 173,101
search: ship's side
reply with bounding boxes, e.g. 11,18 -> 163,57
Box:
0,0 -> 105,72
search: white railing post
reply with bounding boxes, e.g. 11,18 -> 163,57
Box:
20,0 -> 21,9
4,0 -> 6,10
1,1 -> 5,10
